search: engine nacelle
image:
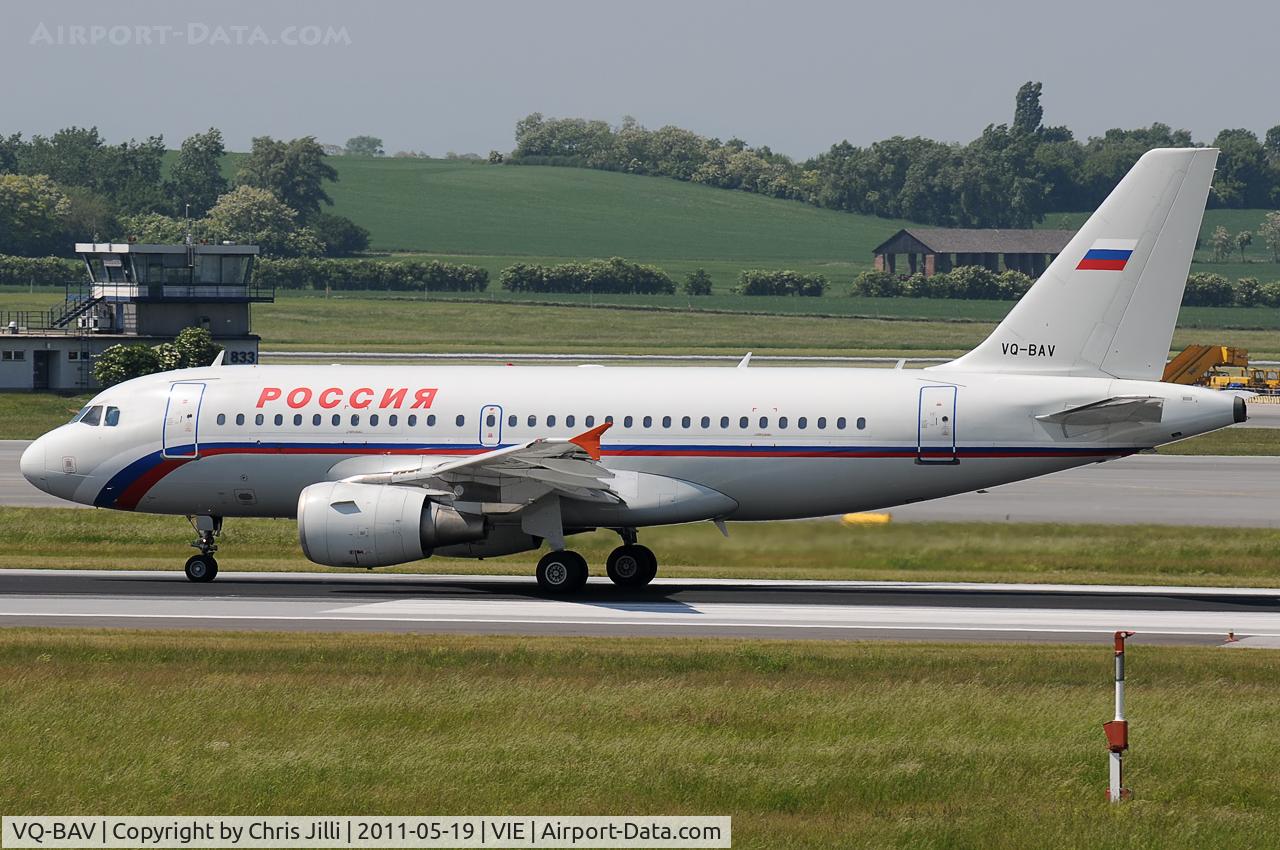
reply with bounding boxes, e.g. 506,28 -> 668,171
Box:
297,481 -> 485,567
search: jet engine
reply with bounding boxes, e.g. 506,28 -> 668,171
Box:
297,481 -> 485,567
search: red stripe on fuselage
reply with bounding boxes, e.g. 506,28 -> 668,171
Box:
114,458 -> 193,510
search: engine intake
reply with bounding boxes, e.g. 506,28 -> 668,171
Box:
297,481 -> 485,567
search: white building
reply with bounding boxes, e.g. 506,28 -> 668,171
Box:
1,242 -> 270,391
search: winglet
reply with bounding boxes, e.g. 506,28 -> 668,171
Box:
569,421 -> 613,460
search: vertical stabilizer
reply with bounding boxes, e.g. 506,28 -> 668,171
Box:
934,148 -> 1218,379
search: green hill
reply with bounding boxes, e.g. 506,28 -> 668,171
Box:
209,153 -> 1279,289
320,157 -> 916,262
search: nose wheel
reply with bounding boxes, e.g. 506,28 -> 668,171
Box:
184,554 -> 218,583
185,515 -> 223,583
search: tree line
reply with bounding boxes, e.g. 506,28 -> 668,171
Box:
510,83 -> 1280,228
0,128 -> 369,258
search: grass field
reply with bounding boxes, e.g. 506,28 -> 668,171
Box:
2,629 -> 1278,849
3,508 -> 1278,587
1158,427 -> 1280,456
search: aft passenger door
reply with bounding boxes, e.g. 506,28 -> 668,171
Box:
917,385 -> 958,464
163,382 -> 205,459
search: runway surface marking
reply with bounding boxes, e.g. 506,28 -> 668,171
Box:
1,570 -> 1276,644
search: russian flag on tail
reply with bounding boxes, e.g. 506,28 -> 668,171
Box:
1077,238 -> 1138,271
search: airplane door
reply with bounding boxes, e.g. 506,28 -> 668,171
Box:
163,382 -> 205,459
479,404 -> 503,447
917,385 -> 958,464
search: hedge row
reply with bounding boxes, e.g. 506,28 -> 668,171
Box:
499,258 -> 676,294
253,258 -> 488,291
1185,273 -> 1280,308
734,269 -> 828,297
0,254 -> 83,285
853,267 -> 1035,301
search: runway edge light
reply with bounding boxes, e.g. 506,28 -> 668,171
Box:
1104,630 -> 1136,803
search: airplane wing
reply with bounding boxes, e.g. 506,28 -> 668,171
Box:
343,422 -> 621,505
1035,396 -> 1164,426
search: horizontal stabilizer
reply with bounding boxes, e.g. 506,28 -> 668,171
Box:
1036,396 -> 1164,426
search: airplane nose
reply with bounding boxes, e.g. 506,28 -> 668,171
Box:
20,437 -> 47,488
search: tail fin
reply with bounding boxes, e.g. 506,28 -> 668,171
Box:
934,147 -> 1218,379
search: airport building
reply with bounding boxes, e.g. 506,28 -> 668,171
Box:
872,228 -> 1076,277
0,242 -> 271,391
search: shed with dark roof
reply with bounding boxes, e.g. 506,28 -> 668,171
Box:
872,228 -> 1076,277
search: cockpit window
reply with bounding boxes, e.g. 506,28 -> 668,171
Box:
78,405 -> 103,426
104,406 -> 120,427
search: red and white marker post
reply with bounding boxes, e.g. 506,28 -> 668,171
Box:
1103,630 -> 1135,802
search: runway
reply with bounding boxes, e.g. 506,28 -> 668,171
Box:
1,569 -> 1278,646
3,441 -> 1278,525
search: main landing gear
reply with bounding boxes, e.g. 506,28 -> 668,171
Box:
534,528 -> 659,594
184,515 -> 222,583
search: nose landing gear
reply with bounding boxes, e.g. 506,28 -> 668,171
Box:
184,515 -> 222,583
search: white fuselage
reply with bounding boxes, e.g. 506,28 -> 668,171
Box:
21,364 -> 1238,535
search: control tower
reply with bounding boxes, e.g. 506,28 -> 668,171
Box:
1,242 -> 272,391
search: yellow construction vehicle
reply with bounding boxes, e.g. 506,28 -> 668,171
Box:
1206,366 -> 1280,392
1162,345 -> 1250,385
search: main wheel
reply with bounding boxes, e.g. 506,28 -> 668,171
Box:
607,544 -> 657,587
536,550 -> 588,593
184,554 -> 218,583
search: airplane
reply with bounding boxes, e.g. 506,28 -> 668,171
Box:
20,148 -> 1244,591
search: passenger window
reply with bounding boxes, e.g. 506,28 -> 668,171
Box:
681,416 -> 691,428
351,414 -> 361,426
662,416 -> 672,428
605,415 -> 614,423
255,413 -> 264,426
293,414 -> 303,426
486,414 -> 496,427
455,414 -> 465,427
779,416 -> 788,428
797,416 -> 807,429
566,415 -> 576,428
80,406 -> 102,426
104,407 -> 120,427
370,414 -> 379,426
720,416 -> 729,428
759,416 -> 769,429
817,416 -> 827,429
216,414 -> 226,426
700,416 -> 710,428
547,415 -> 557,427
388,414 -> 398,427
408,414 -> 418,427
332,414 -> 341,426
312,414 -> 322,426
508,414 -> 517,427
857,417 -> 866,430
528,415 -> 537,427
837,417 -> 847,429
274,414 -> 283,426
739,416 -> 748,428
643,415 -> 652,428
624,415 -> 633,428
427,414 -> 436,426
235,413 -> 244,426
585,415 -> 595,427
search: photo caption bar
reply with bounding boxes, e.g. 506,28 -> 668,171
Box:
1,816 -> 730,848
